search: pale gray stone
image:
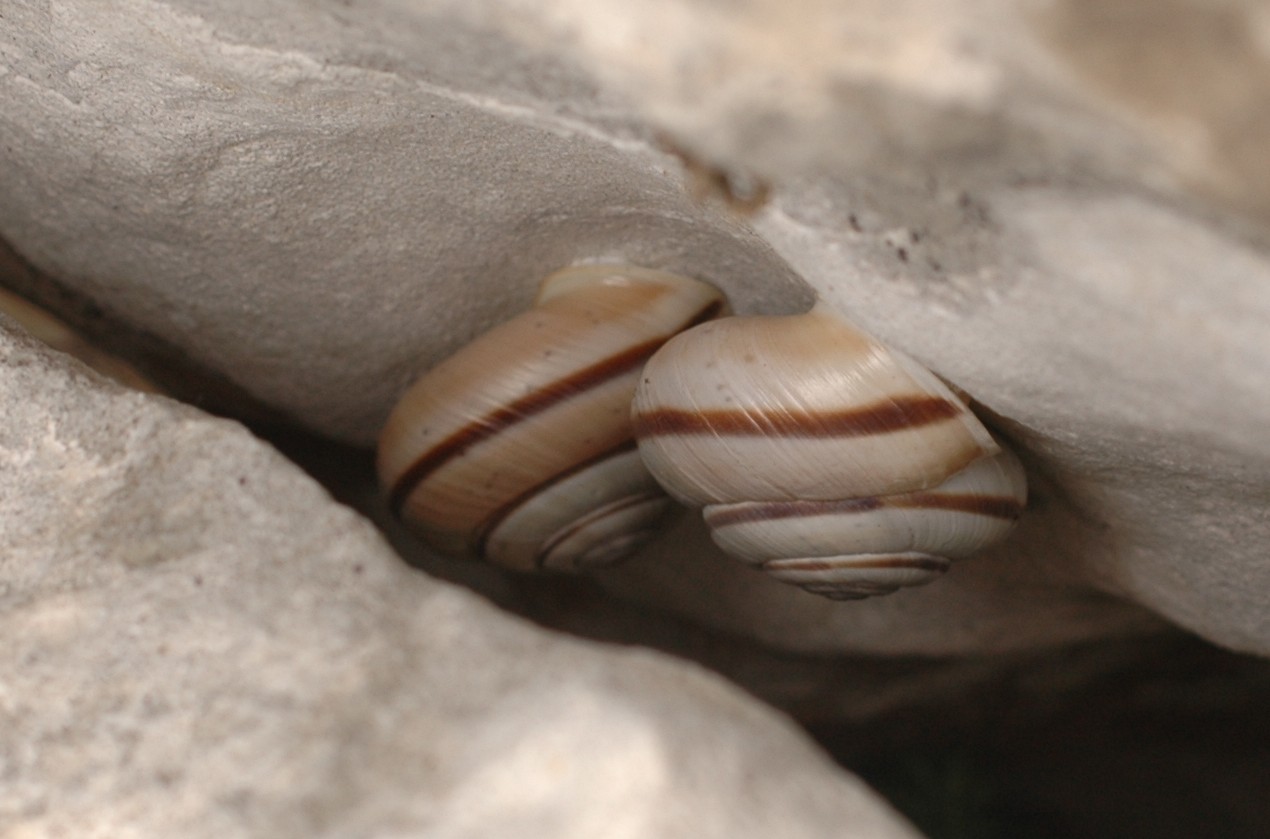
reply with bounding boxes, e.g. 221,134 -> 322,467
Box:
0,0 -> 1267,661
0,320 -> 920,838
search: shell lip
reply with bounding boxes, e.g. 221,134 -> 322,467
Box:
763,553 -> 951,573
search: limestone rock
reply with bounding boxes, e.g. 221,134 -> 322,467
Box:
0,319 -> 919,838
0,0 -> 1267,660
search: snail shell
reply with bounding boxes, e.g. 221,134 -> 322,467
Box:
631,302 -> 1027,599
377,264 -> 725,572
0,287 -> 161,393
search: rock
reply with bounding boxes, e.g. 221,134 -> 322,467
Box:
0,318 -> 920,838
0,0 -> 804,441
0,0 -> 1267,660
491,0 -> 1270,232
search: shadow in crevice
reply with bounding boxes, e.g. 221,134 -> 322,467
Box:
265,421 -> 1270,839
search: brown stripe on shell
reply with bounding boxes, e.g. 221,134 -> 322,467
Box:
704,492 -> 1024,529
706,498 -> 880,529
632,394 -> 965,440
532,490 -> 667,569
799,582 -> 908,601
471,439 -> 639,559
388,298 -> 723,517
765,555 -> 951,573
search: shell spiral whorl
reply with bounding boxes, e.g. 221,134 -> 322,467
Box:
377,264 -> 725,572
631,302 -> 1027,599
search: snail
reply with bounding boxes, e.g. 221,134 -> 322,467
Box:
377,264 -> 725,572
630,302 -> 1027,600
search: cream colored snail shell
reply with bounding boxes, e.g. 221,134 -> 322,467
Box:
631,302 -> 1027,600
376,264 -> 725,572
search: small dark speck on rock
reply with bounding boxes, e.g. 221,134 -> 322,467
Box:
193,576 -> 203,586
897,248 -> 909,263
353,564 -> 364,575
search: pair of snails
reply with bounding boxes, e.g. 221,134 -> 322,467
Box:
377,264 -> 1026,600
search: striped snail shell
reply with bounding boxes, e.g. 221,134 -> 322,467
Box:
631,302 -> 1027,600
377,264 -> 725,572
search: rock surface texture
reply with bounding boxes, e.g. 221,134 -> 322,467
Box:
0,321 -> 920,838
3,0 -> 1265,658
